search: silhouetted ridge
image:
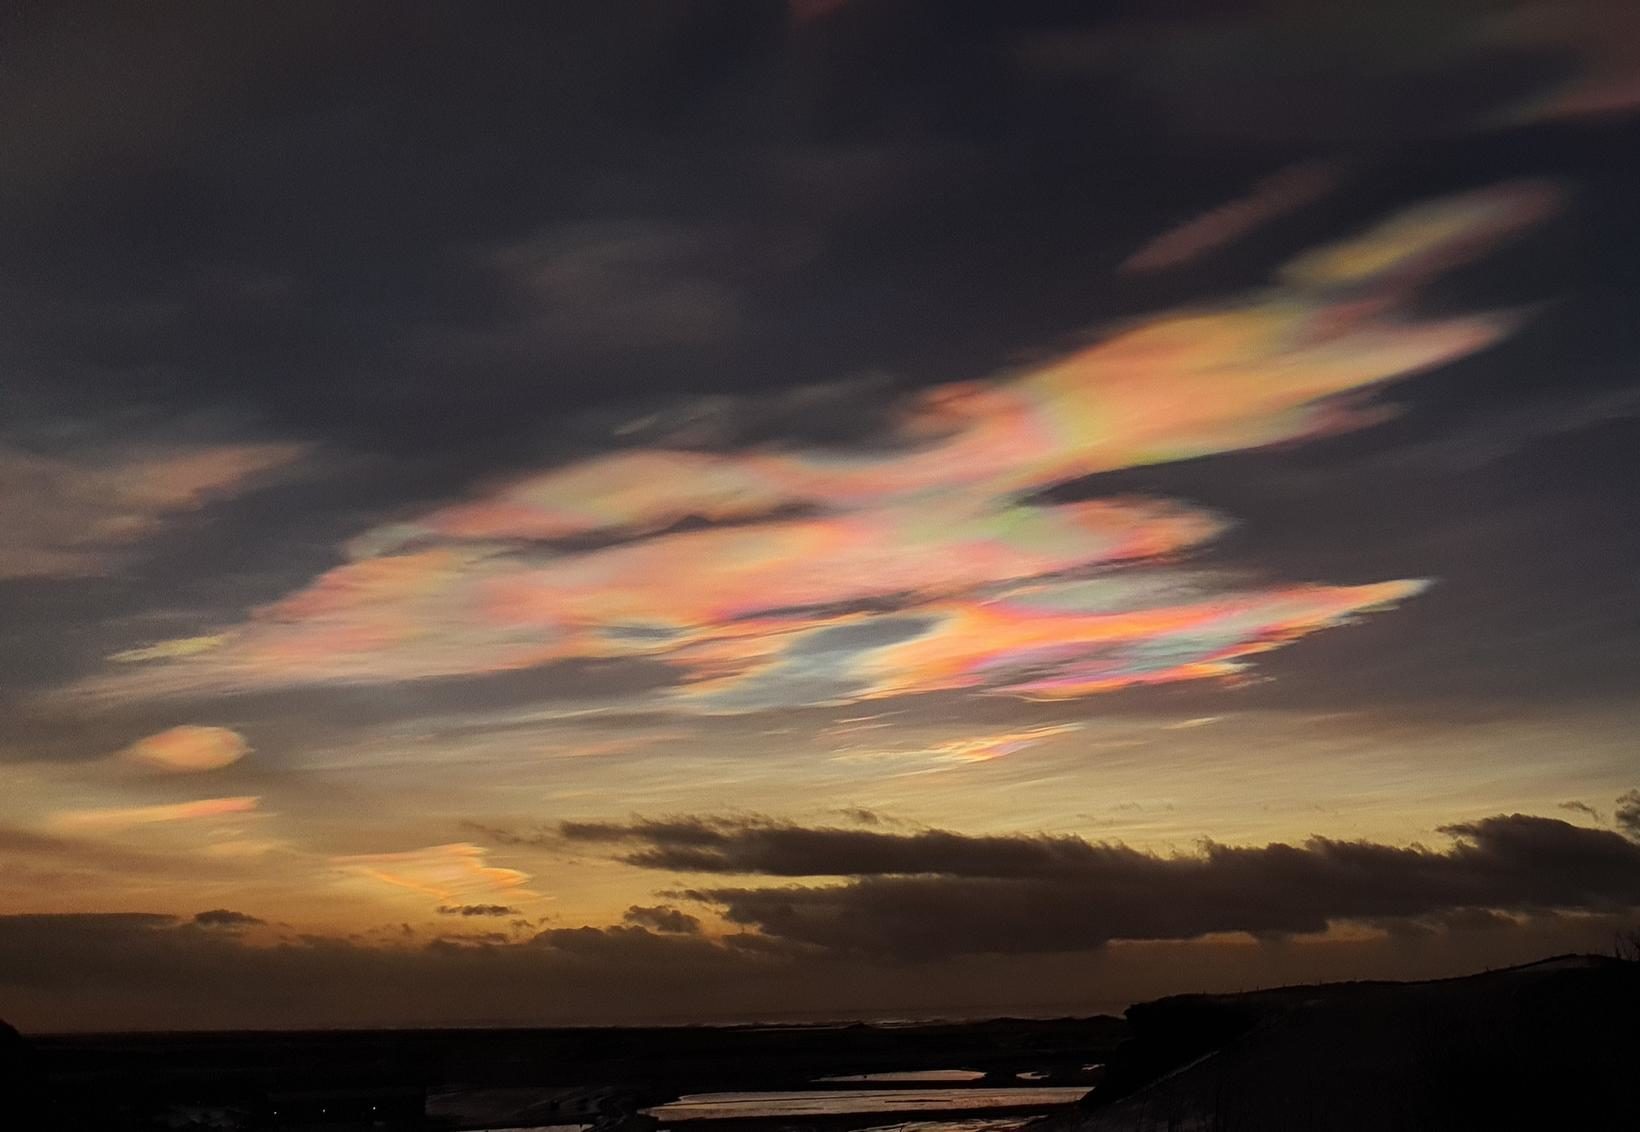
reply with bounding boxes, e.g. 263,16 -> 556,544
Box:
1051,954 -> 1640,1131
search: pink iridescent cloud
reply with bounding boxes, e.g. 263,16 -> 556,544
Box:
49,796 -> 261,832
98,185 -> 1553,712
1121,161 -> 1339,274
119,726 -> 250,773
332,843 -> 536,903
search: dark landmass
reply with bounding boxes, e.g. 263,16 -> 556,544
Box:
8,1014 -> 1121,1130
1039,954 -> 1639,1131
8,954 -> 1635,1129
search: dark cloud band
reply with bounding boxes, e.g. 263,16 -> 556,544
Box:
558,809 -> 1640,958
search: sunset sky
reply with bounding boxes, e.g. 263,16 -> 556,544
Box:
3,1 -> 1639,1031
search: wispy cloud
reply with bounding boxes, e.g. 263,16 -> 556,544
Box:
0,441 -> 304,579
333,843 -> 536,904
48,796 -> 261,832
1484,1 -> 1640,123
92,185 -> 1551,713
1122,161 -> 1338,273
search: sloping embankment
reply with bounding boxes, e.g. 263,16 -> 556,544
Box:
1040,955 -> 1640,1131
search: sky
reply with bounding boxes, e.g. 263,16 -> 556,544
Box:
2,0 -> 1639,1031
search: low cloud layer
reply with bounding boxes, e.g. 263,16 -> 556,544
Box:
191,908 -> 264,929
1617,790 -> 1640,839
558,805 -> 1640,958
0,895 -> 1631,1032
623,904 -> 702,934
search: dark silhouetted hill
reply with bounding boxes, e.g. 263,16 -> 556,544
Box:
1043,954 -> 1639,1131
2,1018 -> 43,1122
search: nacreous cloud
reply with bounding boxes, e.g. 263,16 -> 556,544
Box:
332,843 -> 536,906
0,441 -> 303,580
100,184 -> 1553,713
48,796 -> 260,833
119,726 -> 249,773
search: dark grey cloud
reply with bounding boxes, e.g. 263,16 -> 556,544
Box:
0,913 -> 789,1029
561,815 -> 1146,877
1616,790 -> 1640,839
1011,4 -> 1584,144
1559,800 -> 1603,822
3,904 -> 1634,1032
555,811 -> 1640,958
191,909 -> 265,929
622,904 -> 702,934
437,904 -> 519,918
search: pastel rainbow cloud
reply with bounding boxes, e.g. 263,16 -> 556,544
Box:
120,725 -> 249,773
332,843 -> 536,903
856,580 -> 1427,702
49,796 -> 261,832
102,184 -> 1551,712
924,723 -> 1086,763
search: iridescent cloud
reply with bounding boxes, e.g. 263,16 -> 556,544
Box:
49,796 -> 261,832
924,723 -> 1086,763
1484,1 -> 1640,123
119,726 -> 249,773
332,843 -> 535,904
96,185 -> 1552,712
0,442 -> 305,579
1122,162 -> 1338,273
856,580 -> 1428,701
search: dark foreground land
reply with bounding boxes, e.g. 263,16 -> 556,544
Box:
1041,954 -> 1640,1131
2,1012 -> 1121,1130
4,955 -> 1636,1130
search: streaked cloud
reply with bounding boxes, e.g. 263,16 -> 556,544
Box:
333,843 -> 536,904
88,185 -> 1549,713
119,725 -> 249,773
48,796 -> 261,833
0,441 -> 304,579
1018,1 -> 1640,141
1122,162 -> 1338,273
923,723 -> 1084,763
1484,1 -> 1640,122
110,636 -> 227,664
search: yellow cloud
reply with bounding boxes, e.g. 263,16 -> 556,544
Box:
110,636 -> 227,663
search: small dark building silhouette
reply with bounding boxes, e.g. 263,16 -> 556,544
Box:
1,1019 -> 43,1123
